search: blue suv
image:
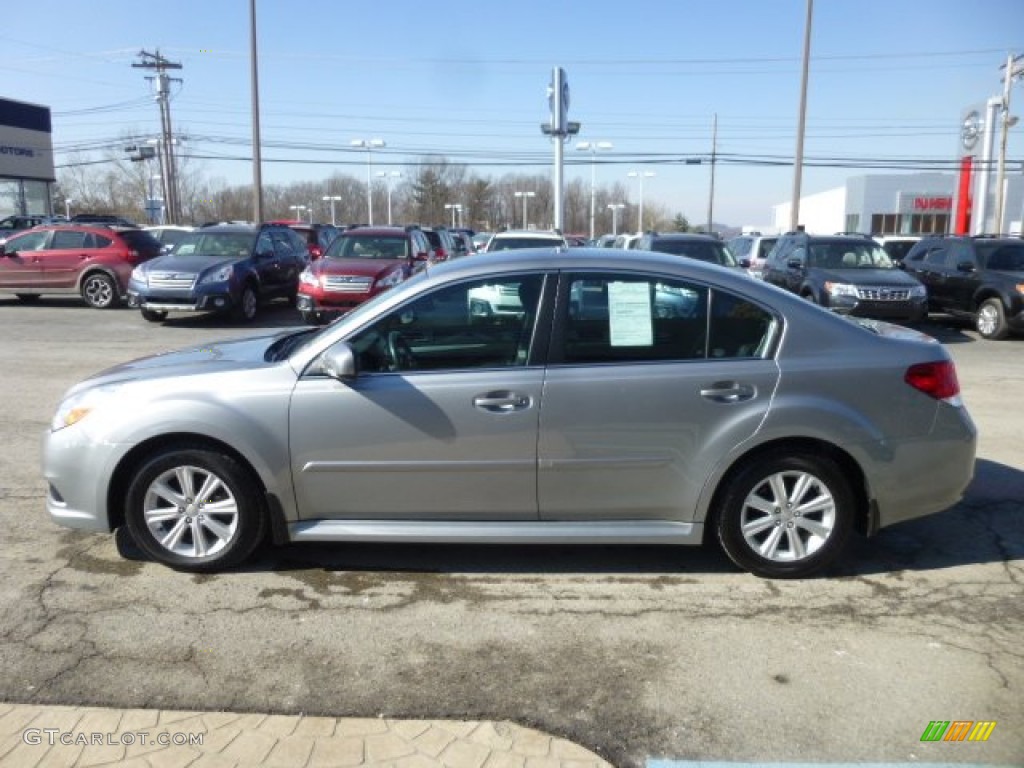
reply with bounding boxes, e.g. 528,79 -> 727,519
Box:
127,223 -> 308,322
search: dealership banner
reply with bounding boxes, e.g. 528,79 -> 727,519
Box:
0,97 -> 55,182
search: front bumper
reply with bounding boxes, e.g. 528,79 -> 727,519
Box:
127,289 -> 236,313
827,294 -> 928,322
296,290 -> 373,314
43,426 -> 128,533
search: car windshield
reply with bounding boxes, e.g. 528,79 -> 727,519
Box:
487,237 -> 561,251
652,240 -> 736,266
809,242 -> 894,270
979,242 -> 1024,271
326,234 -> 409,260
173,232 -> 255,258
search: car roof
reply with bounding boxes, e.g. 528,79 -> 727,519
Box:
341,226 -> 414,236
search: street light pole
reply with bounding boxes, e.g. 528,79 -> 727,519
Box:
607,203 -> 625,236
444,203 -> 462,228
627,171 -> 655,232
375,171 -> 402,225
65,199 -> 73,219
576,141 -> 613,239
351,138 -> 385,225
289,204 -> 307,221
322,195 -> 342,226
790,0 -> 814,232
514,191 -> 536,229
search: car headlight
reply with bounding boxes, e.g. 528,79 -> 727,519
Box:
130,266 -> 147,284
199,265 -> 233,285
51,385 -> 122,431
300,268 -> 320,287
824,282 -> 858,298
374,270 -> 403,290
909,284 -> 926,298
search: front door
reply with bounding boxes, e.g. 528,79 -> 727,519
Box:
0,230 -> 49,289
288,272 -> 549,521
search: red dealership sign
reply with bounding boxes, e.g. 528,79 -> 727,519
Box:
913,196 -> 952,211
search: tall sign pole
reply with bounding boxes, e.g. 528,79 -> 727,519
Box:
249,0 -> 264,223
789,0 -> 813,232
541,67 -> 579,232
995,53 -> 1024,233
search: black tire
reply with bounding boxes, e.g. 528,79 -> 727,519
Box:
235,285 -> 258,322
124,446 -> 267,572
801,290 -> 818,304
15,293 -> 41,303
141,308 -> 168,323
81,272 -> 120,309
716,452 -> 854,578
300,309 -> 322,325
975,298 -> 1009,340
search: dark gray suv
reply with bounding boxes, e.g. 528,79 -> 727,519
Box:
762,233 -> 927,322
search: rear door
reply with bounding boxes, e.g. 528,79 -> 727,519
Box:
538,271 -> 780,523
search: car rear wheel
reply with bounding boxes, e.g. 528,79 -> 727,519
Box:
235,285 -> 258,322
300,309 -> 323,325
141,308 -> 168,322
81,272 -> 120,309
716,453 -> 854,578
125,446 -> 266,571
975,298 -> 1008,340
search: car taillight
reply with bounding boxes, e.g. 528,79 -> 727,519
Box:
904,360 -> 960,402
436,249 -> 448,261
126,249 -> 141,264
310,245 -> 322,259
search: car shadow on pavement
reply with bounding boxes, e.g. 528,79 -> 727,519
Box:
114,458 -> 1023,579
143,304 -> 310,331
837,457 -> 1024,577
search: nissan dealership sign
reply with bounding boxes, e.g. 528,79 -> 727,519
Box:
0,97 -> 55,182
896,193 -> 953,214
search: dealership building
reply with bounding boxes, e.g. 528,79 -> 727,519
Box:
0,97 -> 56,218
772,171 -> 1023,237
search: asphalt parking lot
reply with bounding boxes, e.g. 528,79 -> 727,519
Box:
0,298 -> 1021,767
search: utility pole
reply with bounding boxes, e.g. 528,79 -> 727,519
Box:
133,50 -> 183,224
706,113 -> 718,233
789,0 -> 813,232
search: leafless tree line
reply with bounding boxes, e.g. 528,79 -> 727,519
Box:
56,151 -> 687,235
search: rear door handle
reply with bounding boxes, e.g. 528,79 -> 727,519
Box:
700,382 -> 756,403
473,391 -> 532,413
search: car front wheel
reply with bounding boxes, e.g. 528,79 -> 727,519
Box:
716,453 -> 854,578
125,446 -> 267,571
975,298 -> 1009,340
81,272 -> 120,309
235,285 -> 258,322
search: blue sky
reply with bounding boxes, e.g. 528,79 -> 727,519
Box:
2,0 -> 1022,226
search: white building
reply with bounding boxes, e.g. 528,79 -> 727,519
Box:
0,97 -> 55,217
772,172 -> 1023,236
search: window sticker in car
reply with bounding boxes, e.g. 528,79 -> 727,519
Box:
608,281 -> 652,346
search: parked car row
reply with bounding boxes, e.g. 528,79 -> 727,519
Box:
4,218 -> 1023,340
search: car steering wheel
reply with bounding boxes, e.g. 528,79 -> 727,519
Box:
386,331 -> 415,371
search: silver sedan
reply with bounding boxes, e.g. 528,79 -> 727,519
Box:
43,248 -> 977,578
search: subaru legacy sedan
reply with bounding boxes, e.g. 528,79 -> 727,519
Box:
44,248 -> 977,578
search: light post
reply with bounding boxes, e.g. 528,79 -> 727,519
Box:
148,174 -> 163,224
607,203 -> 625,236
322,195 -> 342,226
64,198 -> 72,220
375,171 -> 402,225
627,170 -> 656,232
351,138 -> 385,225
576,140 -> 613,239
444,203 -> 463,228
289,204 -> 307,222
514,191 -> 536,229
995,53 -> 1024,233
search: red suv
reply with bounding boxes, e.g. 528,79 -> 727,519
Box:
0,224 -> 162,308
296,226 -> 432,324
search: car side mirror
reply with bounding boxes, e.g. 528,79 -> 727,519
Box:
739,258 -> 751,268
956,261 -> 976,273
320,342 -> 358,381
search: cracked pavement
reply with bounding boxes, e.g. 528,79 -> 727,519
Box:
0,301 -> 1021,767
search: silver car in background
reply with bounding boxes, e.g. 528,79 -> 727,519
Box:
43,248 -> 977,578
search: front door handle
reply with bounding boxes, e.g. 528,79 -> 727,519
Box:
473,391 -> 531,413
700,381 -> 756,403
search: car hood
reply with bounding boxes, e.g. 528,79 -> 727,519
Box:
139,253 -> 243,275
64,331 -> 290,397
313,258 -> 403,277
813,267 -> 921,285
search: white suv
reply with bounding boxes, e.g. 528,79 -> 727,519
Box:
483,230 -> 567,252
